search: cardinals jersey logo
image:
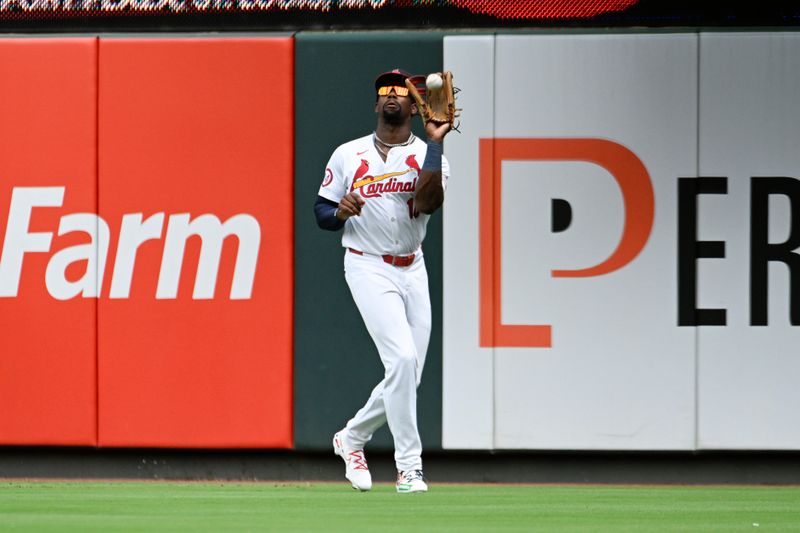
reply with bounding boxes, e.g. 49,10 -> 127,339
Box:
350,155 -> 421,199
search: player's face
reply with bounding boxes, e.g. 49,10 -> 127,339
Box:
375,85 -> 416,123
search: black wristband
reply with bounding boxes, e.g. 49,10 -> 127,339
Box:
422,140 -> 443,172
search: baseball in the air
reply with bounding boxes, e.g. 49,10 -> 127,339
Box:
426,73 -> 443,90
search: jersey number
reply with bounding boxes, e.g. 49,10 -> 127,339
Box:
407,198 -> 420,219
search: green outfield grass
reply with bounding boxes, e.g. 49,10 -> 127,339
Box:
0,481 -> 798,532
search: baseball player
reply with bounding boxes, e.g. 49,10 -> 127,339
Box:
314,68 -> 451,493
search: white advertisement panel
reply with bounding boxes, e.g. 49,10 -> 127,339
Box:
696,33 -> 800,449
442,36 -> 496,449
444,32 -> 800,450
444,34 -> 699,450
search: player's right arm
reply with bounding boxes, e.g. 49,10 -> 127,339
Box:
335,192 -> 365,220
314,146 -> 364,231
314,196 -> 345,231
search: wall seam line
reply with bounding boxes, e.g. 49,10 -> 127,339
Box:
95,35 -> 101,449
694,30 -> 701,452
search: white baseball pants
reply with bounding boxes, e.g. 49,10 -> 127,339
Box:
342,249 -> 431,472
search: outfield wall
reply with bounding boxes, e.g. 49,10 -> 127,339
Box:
0,36 -> 295,448
293,32 -> 446,452
0,32 -> 443,451
0,31 -> 798,452
443,32 -> 800,451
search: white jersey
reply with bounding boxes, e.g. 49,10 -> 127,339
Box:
318,134 -> 449,256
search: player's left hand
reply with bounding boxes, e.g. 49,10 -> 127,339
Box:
425,121 -> 451,144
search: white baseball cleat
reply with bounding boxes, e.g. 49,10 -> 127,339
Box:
396,469 -> 428,493
333,430 -> 372,491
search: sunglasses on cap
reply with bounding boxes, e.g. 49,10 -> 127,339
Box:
377,85 -> 409,97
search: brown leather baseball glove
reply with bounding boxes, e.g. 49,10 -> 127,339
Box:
406,71 -> 460,130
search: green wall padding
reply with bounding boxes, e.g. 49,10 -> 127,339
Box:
294,31 -> 445,452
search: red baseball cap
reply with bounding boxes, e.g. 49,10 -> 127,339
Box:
374,68 -> 412,91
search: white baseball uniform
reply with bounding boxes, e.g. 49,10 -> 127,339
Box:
318,133 -> 449,472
